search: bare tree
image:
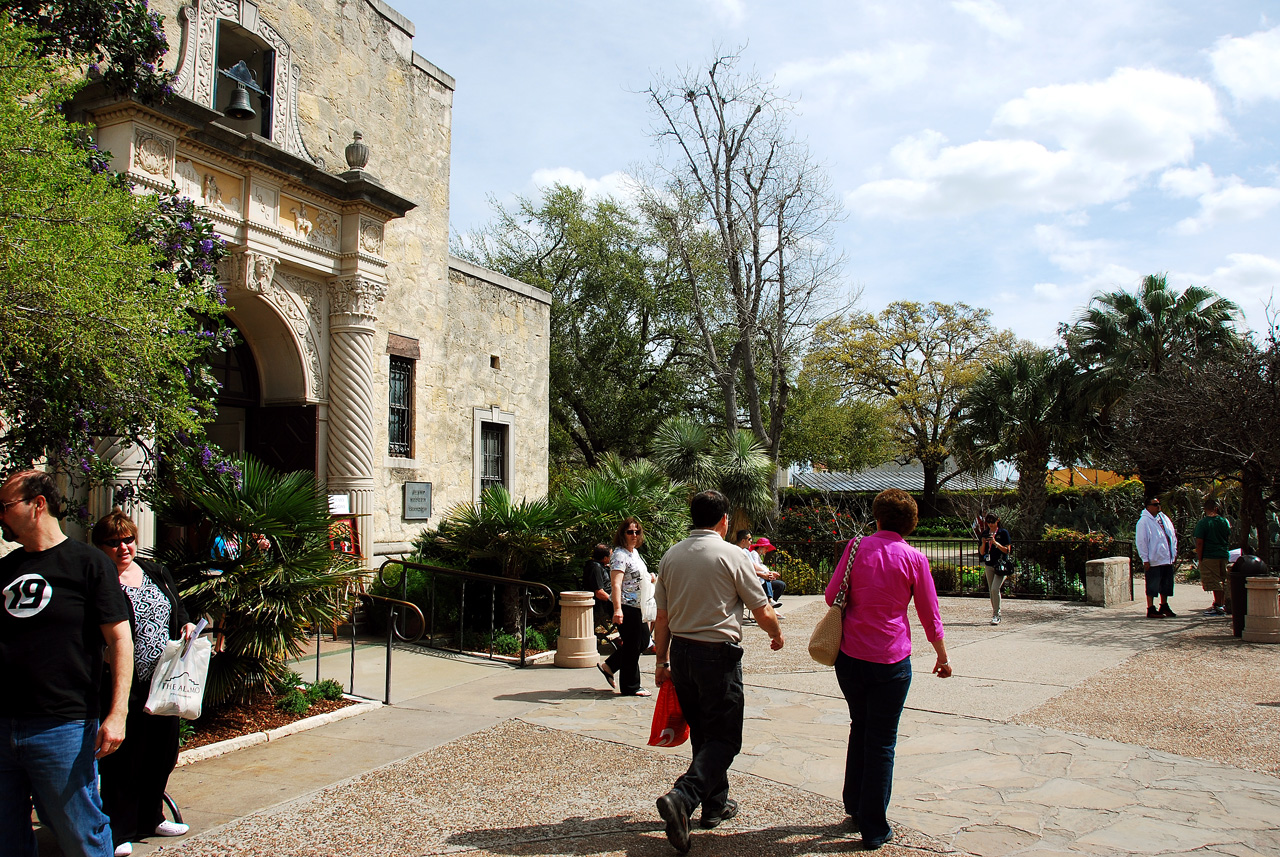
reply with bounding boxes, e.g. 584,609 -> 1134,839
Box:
640,50 -> 847,465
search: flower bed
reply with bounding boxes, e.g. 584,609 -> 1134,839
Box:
182,695 -> 358,751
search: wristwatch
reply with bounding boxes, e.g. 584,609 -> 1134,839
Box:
657,662 -> 670,668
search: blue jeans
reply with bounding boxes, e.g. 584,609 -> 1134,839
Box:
668,637 -> 745,817
834,652 -> 912,843
0,717 -> 113,857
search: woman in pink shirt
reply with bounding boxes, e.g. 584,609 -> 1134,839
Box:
824,488 -> 952,850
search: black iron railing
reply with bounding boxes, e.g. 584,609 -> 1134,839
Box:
377,559 -> 557,667
770,537 -> 1133,601
313,588 -> 425,704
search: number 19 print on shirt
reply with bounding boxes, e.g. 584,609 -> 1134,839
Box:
4,573 -> 52,617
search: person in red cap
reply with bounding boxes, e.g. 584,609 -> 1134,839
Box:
748,536 -> 785,613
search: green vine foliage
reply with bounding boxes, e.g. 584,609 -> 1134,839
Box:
0,23 -> 229,505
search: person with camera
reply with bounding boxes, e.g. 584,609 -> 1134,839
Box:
979,513 -> 1012,626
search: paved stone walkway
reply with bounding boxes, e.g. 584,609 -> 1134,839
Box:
42,595 -> 1280,856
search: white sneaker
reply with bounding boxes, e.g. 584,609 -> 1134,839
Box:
991,615 -> 1001,625
155,820 -> 190,836
114,844 -> 133,857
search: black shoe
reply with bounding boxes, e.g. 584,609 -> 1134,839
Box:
700,798 -> 739,829
597,663 -> 615,689
862,829 -> 894,850
1159,603 -> 1176,617
1147,606 -> 1161,618
657,792 -> 691,853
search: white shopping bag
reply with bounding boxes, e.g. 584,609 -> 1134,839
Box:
144,635 -> 212,719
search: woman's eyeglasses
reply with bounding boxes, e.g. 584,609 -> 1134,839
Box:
102,535 -> 136,549
624,529 -> 641,535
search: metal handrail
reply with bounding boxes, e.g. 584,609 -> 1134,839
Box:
378,559 -> 557,667
312,586 -> 425,704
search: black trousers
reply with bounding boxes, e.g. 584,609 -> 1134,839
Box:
98,700 -> 180,845
668,636 -> 744,817
604,604 -> 650,695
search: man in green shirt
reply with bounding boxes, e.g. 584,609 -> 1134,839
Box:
1193,497 -> 1231,616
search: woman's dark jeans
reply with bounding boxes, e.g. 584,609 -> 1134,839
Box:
603,604 -> 649,695
834,651 -> 912,842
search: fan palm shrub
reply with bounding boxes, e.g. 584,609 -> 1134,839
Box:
152,456 -> 358,708
555,454 -> 690,557
650,416 -> 775,533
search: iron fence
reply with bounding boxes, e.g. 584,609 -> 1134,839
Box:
770,537 -> 1133,602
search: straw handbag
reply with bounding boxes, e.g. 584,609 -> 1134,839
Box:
807,537 -> 861,666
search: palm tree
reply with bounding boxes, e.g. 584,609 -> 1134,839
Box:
958,349 -> 1079,538
650,416 -> 775,534
430,486 -> 568,630
153,456 -> 358,707
1066,272 -> 1242,390
555,454 -> 689,556
1063,273 -> 1243,495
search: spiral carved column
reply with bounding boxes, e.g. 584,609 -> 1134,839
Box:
326,276 -> 387,564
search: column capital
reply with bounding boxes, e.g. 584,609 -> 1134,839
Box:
327,276 -> 387,323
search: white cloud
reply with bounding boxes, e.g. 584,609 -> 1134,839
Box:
848,68 -> 1225,218
1192,253 -> 1280,318
699,0 -> 745,26
951,0 -> 1022,40
1210,25 -> 1280,102
776,43 -> 932,91
1033,224 -> 1116,274
1159,164 -> 1216,198
530,168 -> 639,204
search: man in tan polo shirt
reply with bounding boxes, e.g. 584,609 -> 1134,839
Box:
652,490 -> 784,853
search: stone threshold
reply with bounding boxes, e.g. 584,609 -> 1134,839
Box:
176,697 -> 383,767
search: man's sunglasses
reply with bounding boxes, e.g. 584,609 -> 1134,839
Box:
102,535 -> 137,549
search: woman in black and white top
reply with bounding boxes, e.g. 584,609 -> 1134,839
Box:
597,517 -> 655,697
979,512 -> 1013,626
93,510 -> 195,856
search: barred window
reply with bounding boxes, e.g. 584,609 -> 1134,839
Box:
480,422 -> 507,492
388,356 -> 413,457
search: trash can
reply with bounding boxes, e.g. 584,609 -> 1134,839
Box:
1230,554 -> 1269,637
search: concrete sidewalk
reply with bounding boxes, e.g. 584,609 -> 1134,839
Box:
75,596 -> 1280,856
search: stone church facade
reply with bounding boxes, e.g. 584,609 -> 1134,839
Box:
70,0 -> 550,559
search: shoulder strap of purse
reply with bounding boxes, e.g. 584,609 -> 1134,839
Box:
832,536 -> 863,609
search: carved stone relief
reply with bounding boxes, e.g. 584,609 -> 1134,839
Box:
272,272 -> 326,400
175,158 -> 201,199
252,186 -> 277,225
173,0 -> 314,163
328,276 -> 388,320
358,218 -> 384,256
290,202 -> 313,239
310,211 -> 339,252
133,130 -> 172,179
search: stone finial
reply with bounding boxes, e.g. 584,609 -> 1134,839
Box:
345,131 -> 369,170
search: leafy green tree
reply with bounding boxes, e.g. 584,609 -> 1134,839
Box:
455,184 -> 697,467
778,372 -> 895,472
957,349 -> 1080,538
808,301 -> 1017,512
554,454 -> 690,558
0,23 -> 227,488
153,456 -> 358,707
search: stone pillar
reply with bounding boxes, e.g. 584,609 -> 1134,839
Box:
326,276 -> 387,565
88,439 -> 156,549
1085,556 -> 1132,607
1243,577 -> 1280,643
553,591 -> 598,668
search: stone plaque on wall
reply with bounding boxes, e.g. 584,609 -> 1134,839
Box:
403,482 -> 432,520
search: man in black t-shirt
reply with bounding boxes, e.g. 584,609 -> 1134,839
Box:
0,470 -> 133,857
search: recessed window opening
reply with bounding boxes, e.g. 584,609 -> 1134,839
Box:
480,422 -> 507,492
388,356 -> 414,457
490,355 -> 500,370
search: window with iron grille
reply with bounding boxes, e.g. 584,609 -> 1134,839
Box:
388,356 -> 413,457
480,422 -> 507,491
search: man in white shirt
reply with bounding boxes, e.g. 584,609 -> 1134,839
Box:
1136,496 -> 1178,618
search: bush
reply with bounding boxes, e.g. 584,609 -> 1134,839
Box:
305,679 -> 345,702
491,632 -> 520,656
178,719 -> 194,747
770,549 -> 826,595
914,517 -> 972,537
270,669 -> 304,697
275,688 -> 310,715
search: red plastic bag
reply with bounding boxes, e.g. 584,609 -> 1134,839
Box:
648,681 -> 690,747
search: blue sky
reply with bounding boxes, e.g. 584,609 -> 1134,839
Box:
399,1 -> 1280,344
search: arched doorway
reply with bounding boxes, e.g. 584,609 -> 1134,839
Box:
208,325 -> 317,475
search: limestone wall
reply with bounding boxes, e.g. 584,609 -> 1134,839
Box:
148,0 -> 550,554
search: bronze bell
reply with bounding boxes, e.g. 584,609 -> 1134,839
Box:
225,82 -> 255,120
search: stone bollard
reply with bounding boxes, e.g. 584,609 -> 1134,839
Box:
1085,556 -> 1132,607
1243,576 -> 1280,643
554,591 -> 599,668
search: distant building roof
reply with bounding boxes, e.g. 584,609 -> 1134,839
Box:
792,460 -> 1016,493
